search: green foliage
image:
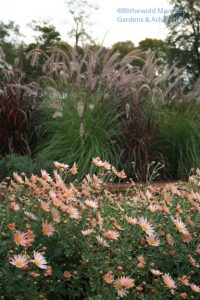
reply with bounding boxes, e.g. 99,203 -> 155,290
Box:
0,154 -> 54,181
156,104 -> 200,179
166,0 -> 200,83
139,38 -> 166,53
111,41 -> 135,58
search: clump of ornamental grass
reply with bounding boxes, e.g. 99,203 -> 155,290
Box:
0,159 -> 199,299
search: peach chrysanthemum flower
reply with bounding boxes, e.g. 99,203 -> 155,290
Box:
182,233 -> 192,243
92,157 -> 104,167
26,229 -> 35,247
171,217 -> 189,235
188,255 -> 200,268
137,255 -> 145,265
150,269 -> 163,276
54,161 -> 69,171
112,167 -> 127,179
40,201 -> 50,212
13,231 -> 27,247
125,216 -> 137,225
104,230 -> 120,240
162,273 -> 176,291
103,161 -> 111,171
148,204 -> 160,213
10,254 -> 29,268
53,170 -> 62,181
64,271 -> 72,279
67,206 -> 79,219
146,235 -> 160,246
84,199 -> 98,209
41,170 -> 52,182
178,275 -> 190,286
103,272 -> 114,284
45,265 -> 53,276
81,229 -> 94,236
70,163 -> 78,175
190,283 -> 200,293
115,276 -> 134,297
42,222 -> 55,237
10,202 -> 20,211
13,172 -> 24,184
24,211 -> 37,220
96,236 -> 109,248
7,223 -> 16,231
138,217 -> 155,236
32,251 -> 47,269
51,208 -> 61,223
29,271 -> 40,277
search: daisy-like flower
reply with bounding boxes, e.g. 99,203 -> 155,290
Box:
13,172 -> 24,184
42,222 -> 55,237
146,235 -> 160,246
104,230 -> 120,240
10,254 -> 29,268
102,161 -> 111,171
40,201 -> 50,212
53,170 -> 62,182
103,272 -> 114,284
54,161 -> 69,171
178,275 -> 190,286
162,273 -> 176,291
125,216 -> 137,225
7,223 -> 16,231
81,229 -> 94,236
112,167 -> 127,179
138,217 -> 155,236
10,202 -> 20,211
148,204 -> 160,213
137,255 -> 145,264
92,157 -> 104,167
150,269 -> 163,276
188,255 -> 200,268
190,283 -> 200,292
24,211 -> 37,220
41,170 -> 52,182
171,217 -> 189,235
51,208 -> 61,223
32,251 -> 47,269
26,229 -> 35,247
63,271 -> 72,279
115,276 -> 134,297
84,199 -> 98,209
182,233 -> 192,243
13,231 -> 27,247
67,206 -> 79,219
70,163 -> 78,175
96,236 -> 109,248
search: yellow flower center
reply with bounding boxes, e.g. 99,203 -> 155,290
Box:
141,224 -> 148,232
34,259 -> 41,267
15,261 -> 23,267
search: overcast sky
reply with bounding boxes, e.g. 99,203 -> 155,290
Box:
0,0 -> 171,46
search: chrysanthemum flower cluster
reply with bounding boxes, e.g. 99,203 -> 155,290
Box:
0,159 -> 199,299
